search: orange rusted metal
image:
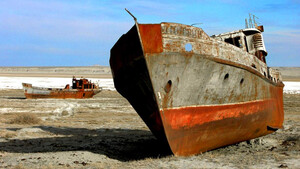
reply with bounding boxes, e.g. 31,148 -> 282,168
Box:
138,24 -> 163,54
110,20 -> 284,156
161,93 -> 283,156
22,77 -> 101,99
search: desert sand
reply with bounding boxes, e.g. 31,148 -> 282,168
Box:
0,89 -> 299,168
0,67 -> 299,168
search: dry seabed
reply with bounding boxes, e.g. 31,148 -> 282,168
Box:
0,90 -> 299,168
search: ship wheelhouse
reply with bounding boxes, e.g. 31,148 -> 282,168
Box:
211,26 -> 267,63
71,77 -> 98,90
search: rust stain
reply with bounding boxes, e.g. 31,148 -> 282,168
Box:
165,108 -> 273,156
162,99 -> 279,130
138,24 -> 163,54
24,90 -> 97,99
161,90 -> 283,156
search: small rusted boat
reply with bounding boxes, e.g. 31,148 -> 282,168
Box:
110,12 -> 284,156
22,77 -> 101,99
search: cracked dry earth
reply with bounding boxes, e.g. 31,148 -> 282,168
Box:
0,89 -> 299,168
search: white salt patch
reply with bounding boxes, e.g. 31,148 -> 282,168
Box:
0,77 -> 299,93
52,102 -> 78,119
0,77 -> 115,90
18,128 -> 45,133
283,81 -> 300,94
0,108 -> 14,113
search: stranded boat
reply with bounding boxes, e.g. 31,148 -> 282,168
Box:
110,13 -> 284,156
22,77 -> 101,99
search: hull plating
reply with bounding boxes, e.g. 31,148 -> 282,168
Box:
110,23 -> 284,156
24,90 -> 99,99
161,98 -> 283,156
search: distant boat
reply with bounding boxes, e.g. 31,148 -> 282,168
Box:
110,15 -> 284,156
22,77 -> 101,99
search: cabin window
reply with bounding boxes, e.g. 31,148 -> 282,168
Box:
224,36 -> 241,48
233,37 -> 241,47
225,38 -> 234,45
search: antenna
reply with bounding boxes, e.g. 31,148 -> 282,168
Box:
125,8 -> 137,22
247,13 -> 261,28
245,19 -> 249,28
252,15 -> 259,28
249,13 -> 253,28
191,23 -> 203,26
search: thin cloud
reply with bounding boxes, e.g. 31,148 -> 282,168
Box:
0,0 -> 299,66
1,14 -> 132,42
264,29 -> 300,44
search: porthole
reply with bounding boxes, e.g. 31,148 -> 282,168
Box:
185,43 -> 192,52
224,73 -> 229,80
240,78 -> 244,84
164,80 -> 172,93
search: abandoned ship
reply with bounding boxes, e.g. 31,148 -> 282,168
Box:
110,13 -> 284,156
22,77 -> 101,99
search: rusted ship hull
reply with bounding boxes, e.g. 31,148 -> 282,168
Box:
110,23 -> 284,156
162,94 -> 283,155
24,89 -> 99,99
22,82 -> 101,99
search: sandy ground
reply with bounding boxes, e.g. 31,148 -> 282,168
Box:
0,90 -> 299,168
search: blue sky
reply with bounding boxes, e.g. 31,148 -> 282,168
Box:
0,0 -> 299,67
